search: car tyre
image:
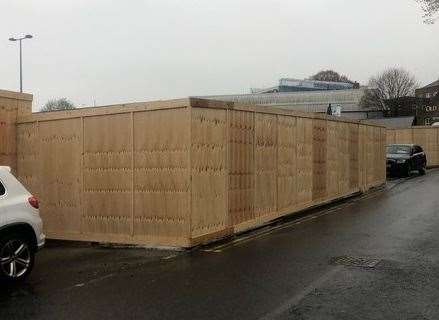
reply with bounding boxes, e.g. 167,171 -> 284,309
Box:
0,233 -> 35,282
404,163 -> 411,177
419,165 -> 426,175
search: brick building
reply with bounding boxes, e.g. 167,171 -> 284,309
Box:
416,79 -> 439,98
385,95 -> 439,126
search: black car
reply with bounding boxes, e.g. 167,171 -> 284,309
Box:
386,144 -> 427,177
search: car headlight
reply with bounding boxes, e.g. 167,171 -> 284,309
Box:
396,159 -> 407,164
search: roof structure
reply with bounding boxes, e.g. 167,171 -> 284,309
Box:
421,79 -> 439,89
197,88 -> 367,113
361,116 -> 415,129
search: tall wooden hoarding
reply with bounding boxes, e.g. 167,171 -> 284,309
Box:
10,96 -> 386,247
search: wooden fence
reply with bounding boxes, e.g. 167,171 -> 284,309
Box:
387,127 -> 439,167
0,90 -> 32,172
15,98 -> 386,247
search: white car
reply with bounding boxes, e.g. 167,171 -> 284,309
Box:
0,166 -> 45,282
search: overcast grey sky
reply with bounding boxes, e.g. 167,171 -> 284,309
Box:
1,0 -> 438,110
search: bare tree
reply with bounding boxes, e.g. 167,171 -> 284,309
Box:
41,98 -> 76,112
361,68 -> 418,111
309,70 -> 353,83
416,0 -> 439,24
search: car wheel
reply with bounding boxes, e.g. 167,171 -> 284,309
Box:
0,233 -> 35,282
419,165 -> 426,175
405,163 -> 411,177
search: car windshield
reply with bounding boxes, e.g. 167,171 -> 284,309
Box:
387,145 -> 411,154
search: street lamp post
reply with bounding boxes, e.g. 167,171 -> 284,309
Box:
9,34 -> 33,93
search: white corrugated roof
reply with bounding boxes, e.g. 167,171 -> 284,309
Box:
197,88 -> 367,112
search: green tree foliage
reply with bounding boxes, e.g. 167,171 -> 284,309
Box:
309,70 -> 353,83
41,98 -> 76,112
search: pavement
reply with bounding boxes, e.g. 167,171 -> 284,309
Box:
1,170 -> 439,320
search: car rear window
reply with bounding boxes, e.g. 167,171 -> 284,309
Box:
387,145 -> 411,154
0,181 -> 5,196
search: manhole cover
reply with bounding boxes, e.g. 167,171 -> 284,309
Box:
330,256 -> 381,268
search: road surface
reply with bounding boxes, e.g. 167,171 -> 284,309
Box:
1,170 -> 439,320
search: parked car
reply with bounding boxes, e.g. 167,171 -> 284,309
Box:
386,144 -> 427,177
0,166 -> 44,282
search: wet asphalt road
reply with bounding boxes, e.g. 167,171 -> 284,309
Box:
1,170 -> 439,320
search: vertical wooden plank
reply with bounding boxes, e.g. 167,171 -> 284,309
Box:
312,119 -> 327,202
16,122 -> 39,195
0,97 -> 18,172
80,117 -> 84,235
228,110 -> 255,227
326,121 -> 338,198
296,118 -> 313,207
188,107 -> 193,240
225,109 -> 230,229
277,115 -> 297,211
190,108 -> 228,240
254,113 -> 277,218
131,112 -> 135,237
348,123 -> 359,192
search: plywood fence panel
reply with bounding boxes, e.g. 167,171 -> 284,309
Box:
429,129 -> 439,166
16,122 -> 40,195
413,129 -> 428,152
312,119 -> 327,202
38,119 -> 82,235
326,121 -> 339,198
365,126 -> 375,187
413,128 -> 438,167
133,108 -> 190,245
190,108 -> 228,239
296,118 -> 314,208
337,122 -> 350,196
386,130 -> 396,145
379,128 -> 387,184
254,113 -> 278,219
0,92 -> 32,171
358,124 -> 370,191
395,129 -> 413,144
348,123 -> 360,192
83,113 -> 133,238
0,97 -> 17,171
228,110 -> 255,227
277,115 -> 297,212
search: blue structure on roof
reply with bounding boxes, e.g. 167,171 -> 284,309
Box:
252,78 -> 358,94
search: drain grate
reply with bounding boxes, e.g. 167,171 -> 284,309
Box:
330,256 -> 381,268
